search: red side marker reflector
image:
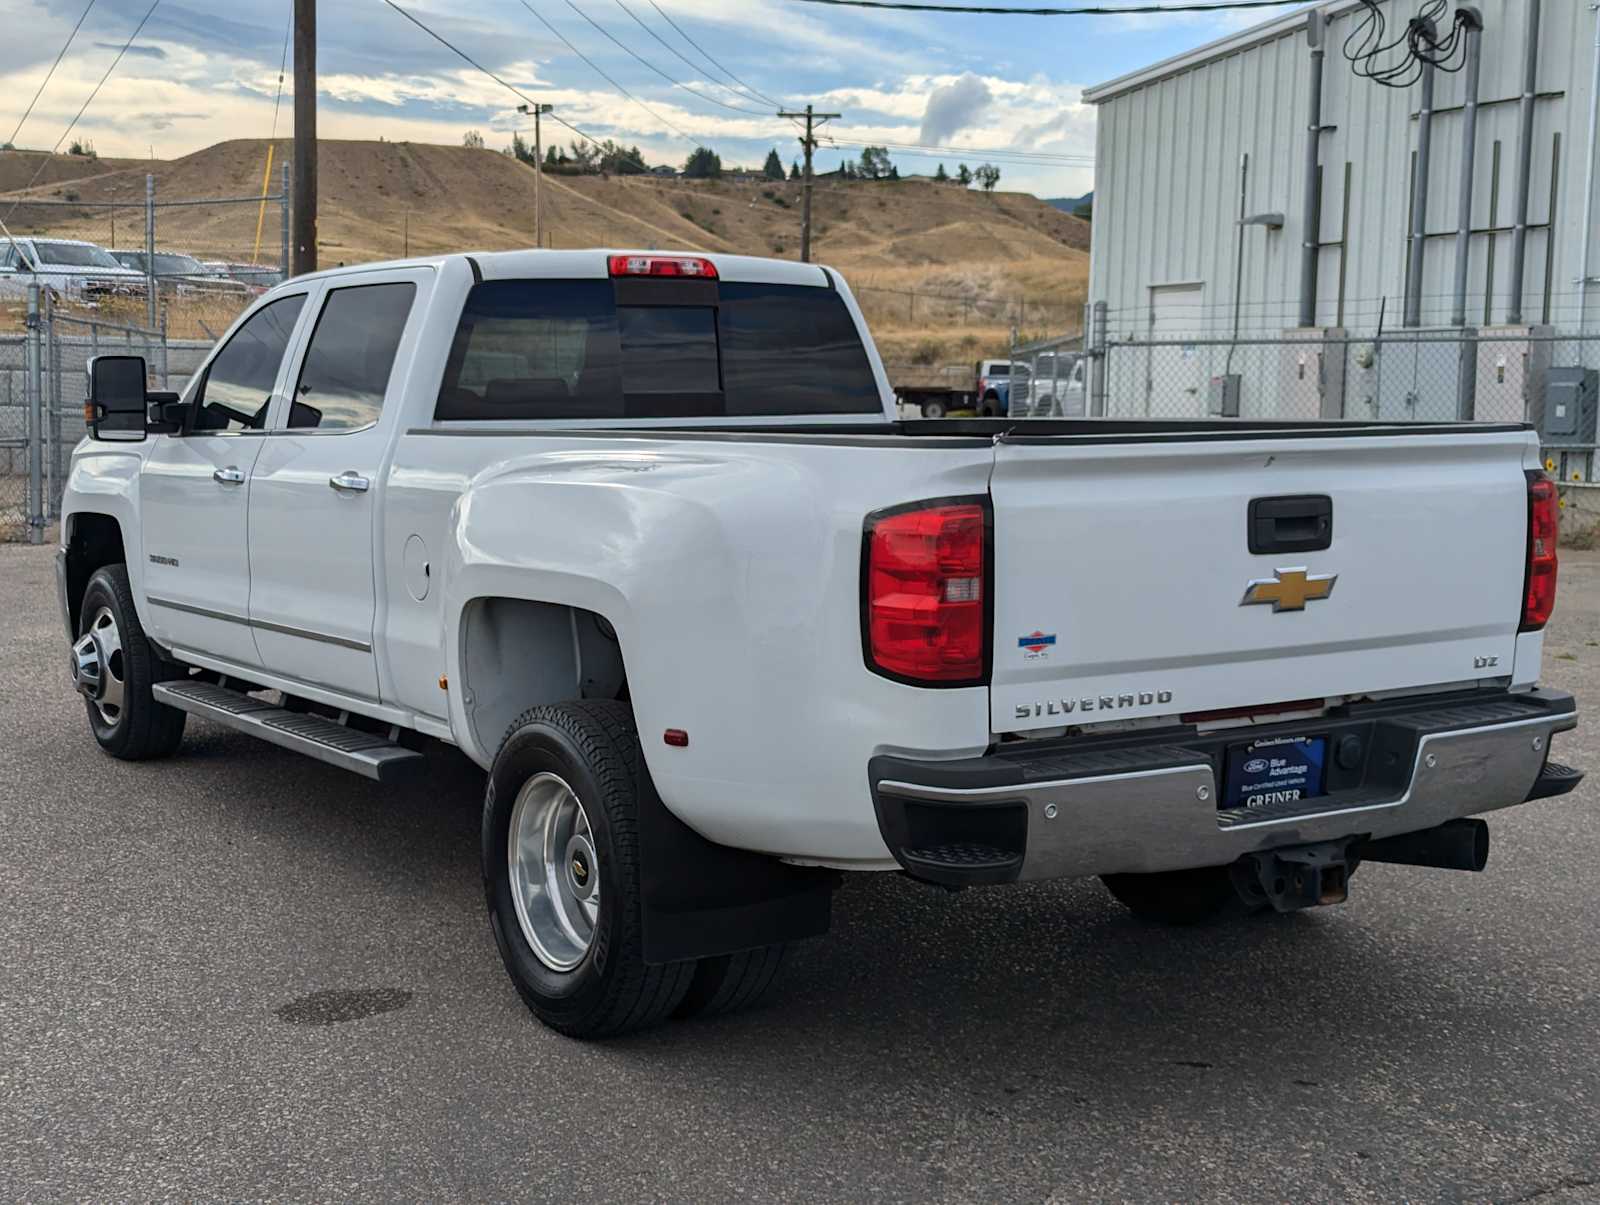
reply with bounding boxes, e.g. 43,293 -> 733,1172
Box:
608,254 -> 717,279
663,728 -> 689,747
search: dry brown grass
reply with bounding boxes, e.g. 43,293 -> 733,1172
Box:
1,139 -> 1089,368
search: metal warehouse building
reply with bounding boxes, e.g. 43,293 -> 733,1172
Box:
1081,0 -> 1600,461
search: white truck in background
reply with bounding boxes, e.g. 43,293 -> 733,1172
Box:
57,249 -> 1582,1038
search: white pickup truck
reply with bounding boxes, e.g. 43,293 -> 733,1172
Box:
58,249 -> 1582,1038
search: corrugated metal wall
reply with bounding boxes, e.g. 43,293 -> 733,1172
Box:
1088,0 -> 1598,337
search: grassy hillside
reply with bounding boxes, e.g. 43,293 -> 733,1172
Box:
0,139 -> 1089,364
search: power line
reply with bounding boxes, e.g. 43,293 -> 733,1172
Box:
518,0 -> 695,139
610,0 -> 783,113
6,0 -> 98,148
270,2 -> 292,140
3,0 -> 161,222
643,0 -> 788,109
565,1 -> 771,116
784,0 -> 1310,14
378,0 -> 611,149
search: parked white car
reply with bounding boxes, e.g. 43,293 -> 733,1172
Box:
55,248 -> 1582,1039
0,236 -> 147,304
1014,350 -> 1086,416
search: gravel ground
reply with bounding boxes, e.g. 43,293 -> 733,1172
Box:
2,541 -> 1598,1203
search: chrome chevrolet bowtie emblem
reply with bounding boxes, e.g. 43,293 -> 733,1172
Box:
1241,568 -> 1337,612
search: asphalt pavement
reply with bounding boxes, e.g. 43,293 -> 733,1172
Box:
3,541 -> 1599,1203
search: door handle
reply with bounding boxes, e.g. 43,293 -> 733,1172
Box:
213,466 -> 245,485
329,471 -> 371,493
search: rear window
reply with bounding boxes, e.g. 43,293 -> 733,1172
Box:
435,278 -> 881,420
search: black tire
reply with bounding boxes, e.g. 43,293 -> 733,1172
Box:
482,701 -> 694,1038
674,944 -> 788,1020
77,564 -> 186,761
922,399 -> 948,419
980,391 -> 1000,418
1100,866 -> 1237,925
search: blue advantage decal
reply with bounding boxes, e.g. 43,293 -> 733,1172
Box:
1223,736 -> 1328,810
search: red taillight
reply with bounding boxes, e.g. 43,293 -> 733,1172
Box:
607,254 -> 717,279
1522,475 -> 1559,631
864,500 -> 988,684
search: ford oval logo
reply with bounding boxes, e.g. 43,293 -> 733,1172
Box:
1243,758 -> 1270,774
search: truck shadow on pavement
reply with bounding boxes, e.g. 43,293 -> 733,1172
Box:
165,720 -> 1536,1114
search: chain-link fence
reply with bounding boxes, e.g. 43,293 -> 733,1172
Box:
1,169 -> 287,347
2,283 -> 212,542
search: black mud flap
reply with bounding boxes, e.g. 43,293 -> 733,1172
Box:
636,767 -> 837,965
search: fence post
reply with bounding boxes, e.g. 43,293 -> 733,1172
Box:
158,306 -> 169,389
144,173 -> 157,330
280,162 -> 291,278
1089,300 -> 1108,418
25,283 -> 44,545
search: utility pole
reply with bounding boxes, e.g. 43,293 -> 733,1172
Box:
777,103 -> 839,263
518,102 -> 553,248
292,0 -> 317,276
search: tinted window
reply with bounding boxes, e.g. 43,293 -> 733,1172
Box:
192,294 -> 305,432
0,243 -> 17,269
618,306 -> 719,393
288,282 -> 416,432
435,279 -> 879,420
987,363 -> 1009,377
718,283 -> 880,415
437,280 -> 621,421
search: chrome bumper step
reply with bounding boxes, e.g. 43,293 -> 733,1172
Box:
153,680 -> 424,782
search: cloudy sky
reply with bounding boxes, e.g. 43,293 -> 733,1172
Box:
0,0 -> 1309,198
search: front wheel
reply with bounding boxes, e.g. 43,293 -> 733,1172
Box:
73,564 -> 186,760
921,398 -> 948,419
483,701 -> 695,1038
1100,866 -> 1238,925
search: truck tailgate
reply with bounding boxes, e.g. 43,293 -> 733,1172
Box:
989,429 -> 1535,735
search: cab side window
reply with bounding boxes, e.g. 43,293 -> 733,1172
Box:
287,282 -> 417,432
192,295 -> 306,432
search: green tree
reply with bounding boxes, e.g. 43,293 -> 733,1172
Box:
683,146 -> 722,179
975,163 -> 1001,193
545,145 -> 563,168
762,148 -> 785,180
858,145 -> 892,180
790,159 -> 800,180
462,129 -> 485,149
569,140 -> 598,173
956,162 -> 972,186
888,164 -> 899,180
934,162 -> 949,182
594,139 -> 647,174
510,132 -> 536,164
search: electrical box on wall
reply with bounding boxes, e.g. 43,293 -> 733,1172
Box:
1474,326 -> 1551,424
1275,328 -> 1346,419
1207,373 -> 1241,417
1538,367 -> 1598,442
1374,329 -> 1477,422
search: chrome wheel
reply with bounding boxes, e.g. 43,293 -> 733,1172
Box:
71,605 -> 125,727
507,771 -> 600,972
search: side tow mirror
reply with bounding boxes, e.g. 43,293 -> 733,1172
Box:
86,355 -> 151,442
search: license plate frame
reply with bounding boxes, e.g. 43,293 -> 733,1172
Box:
1222,735 -> 1329,811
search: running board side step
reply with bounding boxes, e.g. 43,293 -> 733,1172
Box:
153,680 -> 425,782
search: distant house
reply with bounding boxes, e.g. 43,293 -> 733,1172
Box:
650,164 -> 677,177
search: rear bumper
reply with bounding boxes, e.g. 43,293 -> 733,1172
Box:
871,688 -> 1581,887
